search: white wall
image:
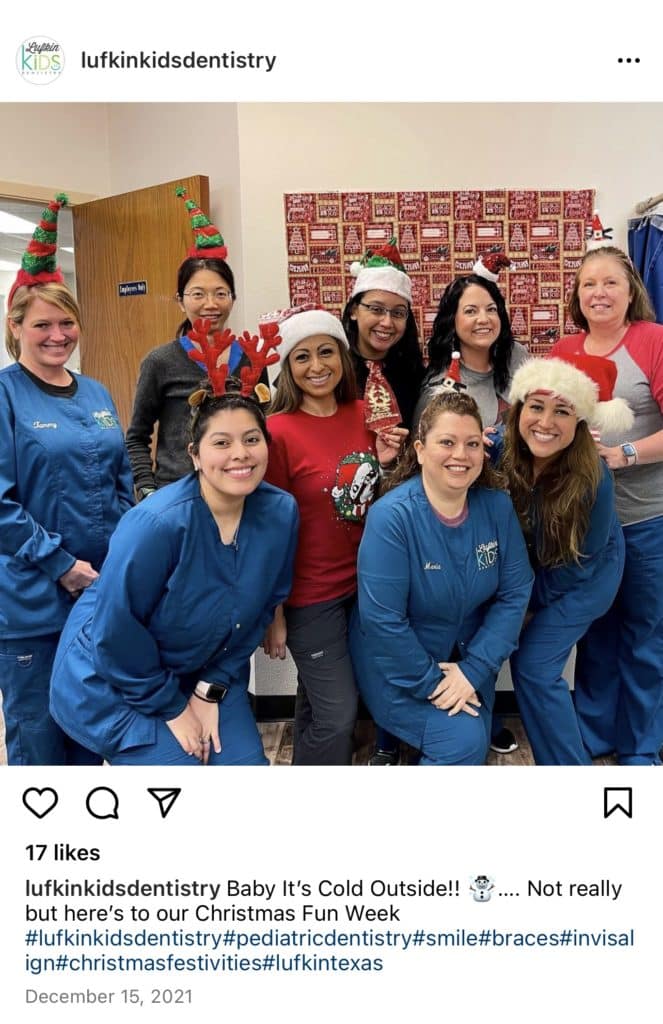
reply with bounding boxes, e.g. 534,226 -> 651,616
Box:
0,103 -> 113,195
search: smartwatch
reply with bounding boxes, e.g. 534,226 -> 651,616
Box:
620,443 -> 638,467
138,486 -> 156,501
194,680 -> 228,703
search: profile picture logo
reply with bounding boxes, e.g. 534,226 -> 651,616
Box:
17,37 -> 64,85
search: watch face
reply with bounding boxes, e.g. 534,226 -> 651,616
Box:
622,444 -> 636,457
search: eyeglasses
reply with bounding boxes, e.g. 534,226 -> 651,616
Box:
357,302 -> 408,321
182,289 -> 233,302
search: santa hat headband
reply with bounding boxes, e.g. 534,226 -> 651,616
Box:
8,192 -> 68,308
175,185 -> 228,260
509,354 -> 633,434
350,236 -> 412,304
259,305 -> 349,384
472,250 -> 511,284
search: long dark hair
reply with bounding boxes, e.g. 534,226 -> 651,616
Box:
426,275 -> 515,394
176,257 -> 236,339
342,291 -> 424,377
499,400 -> 600,566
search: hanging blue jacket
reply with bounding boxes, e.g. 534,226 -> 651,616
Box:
0,364 -> 134,638
349,476 -> 533,749
49,473 -> 298,757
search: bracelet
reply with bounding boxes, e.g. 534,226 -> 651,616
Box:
192,690 -> 216,704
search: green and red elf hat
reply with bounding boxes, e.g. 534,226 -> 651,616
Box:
175,185 -> 228,260
350,236 -> 412,303
7,192 -> 68,308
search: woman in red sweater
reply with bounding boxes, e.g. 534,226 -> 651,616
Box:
262,307 -> 406,764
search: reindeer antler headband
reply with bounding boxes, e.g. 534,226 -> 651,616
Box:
187,318 -> 281,406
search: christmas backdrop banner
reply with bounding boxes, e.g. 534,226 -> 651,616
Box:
284,189 -> 594,353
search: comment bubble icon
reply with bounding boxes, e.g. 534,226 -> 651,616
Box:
86,786 -> 119,820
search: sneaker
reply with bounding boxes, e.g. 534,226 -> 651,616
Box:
368,748 -> 399,766
490,728 -> 518,754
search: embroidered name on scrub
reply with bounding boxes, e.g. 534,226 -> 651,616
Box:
475,539 -> 498,569
424,561 -> 442,570
33,421 -> 57,429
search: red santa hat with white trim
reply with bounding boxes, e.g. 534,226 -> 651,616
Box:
509,353 -> 633,434
472,250 -> 511,283
258,304 -> 349,386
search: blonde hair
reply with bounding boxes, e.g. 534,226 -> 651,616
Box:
5,282 -> 82,361
567,246 -> 654,330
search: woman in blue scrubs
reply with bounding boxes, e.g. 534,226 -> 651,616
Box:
349,391 -> 533,765
501,355 -> 630,764
0,195 -> 133,765
50,372 -> 298,766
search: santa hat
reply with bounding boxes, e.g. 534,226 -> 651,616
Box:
7,193 -> 68,309
509,354 -> 633,434
472,251 -> 511,283
259,305 -> 349,385
350,237 -> 412,303
175,185 -> 228,260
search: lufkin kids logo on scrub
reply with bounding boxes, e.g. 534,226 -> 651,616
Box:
92,410 -> 120,430
331,452 -> 379,523
17,37 -> 65,85
475,539 -> 498,570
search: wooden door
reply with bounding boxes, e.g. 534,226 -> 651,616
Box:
72,175 -> 210,428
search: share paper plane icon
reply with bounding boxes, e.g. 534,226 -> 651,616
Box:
147,788 -> 182,819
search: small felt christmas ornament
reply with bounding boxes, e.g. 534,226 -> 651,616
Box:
175,185 -> 228,259
364,359 -> 402,433
472,250 -> 511,283
186,318 -> 281,402
350,236 -> 412,303
438,350 -> 468,394
509,353 -> 633,434
586,210 -> 613,250
8,193 -> 69,308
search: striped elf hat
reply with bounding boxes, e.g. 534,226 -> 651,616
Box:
8,192 -> 68,308
175,185 -> 228,260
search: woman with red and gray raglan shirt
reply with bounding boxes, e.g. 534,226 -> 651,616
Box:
550,245 -> 663,765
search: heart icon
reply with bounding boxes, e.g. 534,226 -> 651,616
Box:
22,787 -> 59,819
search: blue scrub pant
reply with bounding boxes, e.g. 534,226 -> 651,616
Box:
417,698 -> 492,766
510,544 -> 624,765
574,517 -> 663,765
0,634 -> 101,766
628,214 -> 663,323
109,689 -> 268,766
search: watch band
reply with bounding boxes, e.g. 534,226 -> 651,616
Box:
620,443 -> 638,467
194,681 -> 228,703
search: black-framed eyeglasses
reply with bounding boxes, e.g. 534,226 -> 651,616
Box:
357,302 -> 408,321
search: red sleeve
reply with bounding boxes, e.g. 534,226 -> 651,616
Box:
625,322 -> 663,411
264,416 -> 293,492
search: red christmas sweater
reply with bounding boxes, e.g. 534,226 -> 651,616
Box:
265,401 -> 379,607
